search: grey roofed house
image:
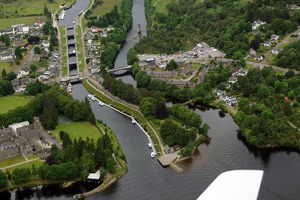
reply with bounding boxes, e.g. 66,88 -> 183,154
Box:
180,64 -> 191,75
168,80 -> 196,88
146,69 -> 177,78
217,89 -> 226,96
228,76 -> 237,84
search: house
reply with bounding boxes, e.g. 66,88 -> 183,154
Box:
272,49 -> 280,55
226,97 -> 237,106
254,55 -> 263,61
14,37 -> 23,46
168,80 -> 196,88
22,26 -> 29,34
287,4 -> 300,10
90,26 -> 104,33
0,49 -> 15,61
106,26 -> 114,32
252,19 -> 266,30
271,34 -> 279,42
16,69 -> 29,79
146,70 -> 177,78
238,70 -> 248,76
228,77 -> 237,84
180,64 -> 191,76
217,89 -> 226,96
224,84 -> 231,89
263,41 -> 272,47
249,48 -> 257,56
87,170 -> 101,181
41,40 -> 50,48
35,18 -> 45,28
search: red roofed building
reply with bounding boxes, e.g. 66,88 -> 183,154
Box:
91,26 -> 105,33
35,18 -> 45,27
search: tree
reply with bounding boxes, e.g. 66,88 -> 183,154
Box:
250,39 -> 260,50
155,102 -> 169,119
62,132 -> 72,149
166,59 -> 178,70
127,49 -> 139,65
12,168 -> 31,184
139,97 -> 156,117
34,46 -> 41,54
41,97 -> 58,130
15,46 -> 23,60
106,157 -> 116,173
0,170 -> 7,188
30,64 -> 37,72
1,68 -> 6,78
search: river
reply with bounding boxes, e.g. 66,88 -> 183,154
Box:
2,0 -> 300,199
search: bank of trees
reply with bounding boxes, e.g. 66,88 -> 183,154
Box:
232,67 -> 300,148
136,0 -> 299,58
0,170 -> 7,188
0,83 -> 95,128
274,40 -> 300,70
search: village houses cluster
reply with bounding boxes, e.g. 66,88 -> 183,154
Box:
217,66 -> 248,107
0,117 -> 51,161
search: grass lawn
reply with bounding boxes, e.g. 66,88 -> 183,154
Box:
91,0 -> 122,16
6,160 -> 44,174
0,16 -> 38,30
27,154 -> 39,160
0,62 -> 13,75
0,0 -> 72,17
153,0 -> 179,15
266,54 -> 276,65
0,95 -> 32,114
0,156 -> 26,168
278,42 -> 289,49
53,120 -> 102,142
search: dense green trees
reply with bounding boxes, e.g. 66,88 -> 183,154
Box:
127,49 -> 139,65
0,170 -> 7,188
275,40 -> 300,70
12,168 -> 31,184
232,67 -> 300,148
169,104 -> 202,128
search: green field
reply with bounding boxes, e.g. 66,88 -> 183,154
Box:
91,0 -> 122,16
0,62 -> 12,75
0,0 -> 72,17
0,156 -> 26,168
53,120 -> 102,141
0,95 -> 32,114
6,160 -> 44,173
153,0 -> 179,14
0,16 -> 38,30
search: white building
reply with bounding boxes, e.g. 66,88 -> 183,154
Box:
252,20 -> 266,30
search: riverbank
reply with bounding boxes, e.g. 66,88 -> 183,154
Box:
82,78 -> 164,154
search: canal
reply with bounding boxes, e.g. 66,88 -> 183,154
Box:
2,0 -> 300,199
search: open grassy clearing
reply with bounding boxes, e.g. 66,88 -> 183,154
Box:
0,62 -> 12,75
0,95 -> 32,114
53,120 -> 102,142
0,0 -> 72,17
6,160 -> 44,173
0,16 -> 37,30
91,0 -> 122,16
152,0 -> 178,14
0,156 -> 26,168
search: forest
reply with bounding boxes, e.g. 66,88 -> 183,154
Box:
232,67 -> 300,148
135,0 -> 299,59
275,40 -> 300,70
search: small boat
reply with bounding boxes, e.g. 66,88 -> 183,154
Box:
99,101 -> 104,106
132,119 -> 136,124
78,10 -> 83,15
73,21 -> 75,24
91,97 -> 96,101
87,94 -> 93,98
67,83 -> 72,93
151,152 -> 155,158
148,142 -> 152,148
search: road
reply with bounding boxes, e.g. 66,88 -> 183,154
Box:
263,26 -> 300,64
